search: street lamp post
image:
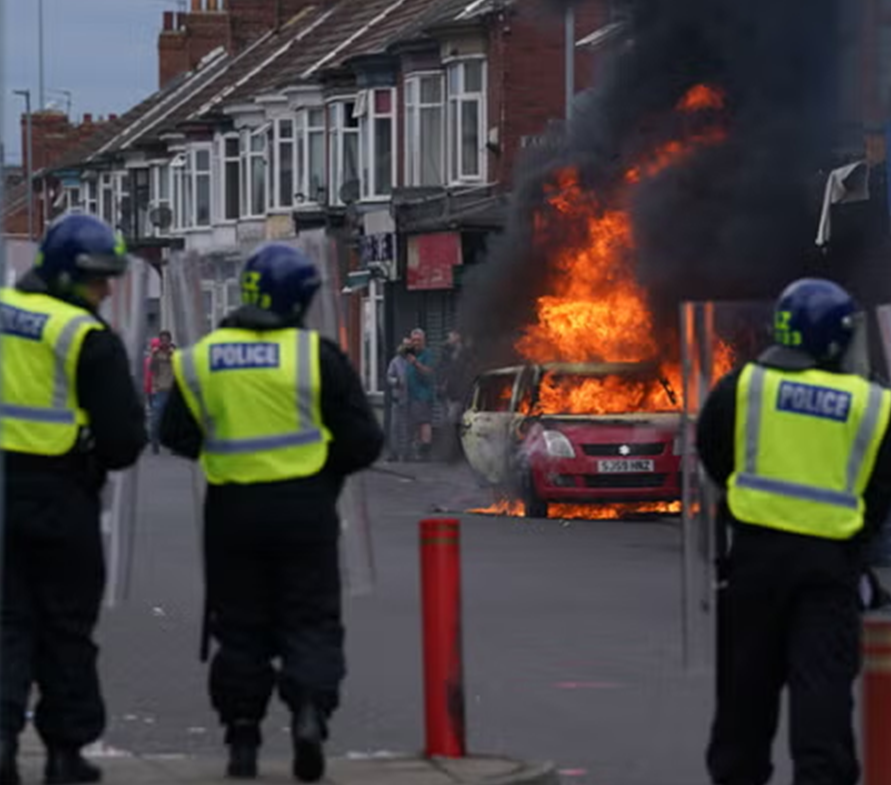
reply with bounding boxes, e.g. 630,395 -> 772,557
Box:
13,90 -> 34,241
38,0 -> 45,111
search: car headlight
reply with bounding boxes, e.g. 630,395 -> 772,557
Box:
543,430 -> 576,458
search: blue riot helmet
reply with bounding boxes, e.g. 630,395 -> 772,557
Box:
35,214 -> 129,289
773,278 -> 860,365
240,243 -> 321,318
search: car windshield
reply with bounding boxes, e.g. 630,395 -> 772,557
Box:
476,374 -> 515,412
532,370 -> 679,416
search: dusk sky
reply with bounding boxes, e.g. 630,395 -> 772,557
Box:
3,0 -> 168,165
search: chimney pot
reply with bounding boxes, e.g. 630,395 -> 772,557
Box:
191,0 -> 202,11
109,114 -> 118,121
163,10 -> 174,30
83,113 -> 93,124
208,0 -> 218,10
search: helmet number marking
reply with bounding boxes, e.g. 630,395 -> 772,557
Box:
241,271 -> 272,310
775,310 -> 803,348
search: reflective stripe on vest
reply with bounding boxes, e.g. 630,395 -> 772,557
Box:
0,290 -> 100,456
727,364 -> 891,539
173,328 -> 330,485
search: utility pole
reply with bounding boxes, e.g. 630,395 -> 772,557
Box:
38,0 -> 45,111
13,90 -> 34,241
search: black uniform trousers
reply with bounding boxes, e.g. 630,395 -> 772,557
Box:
1,474 -> 106,748
204,485 -> 345,739
707,526 -> 862,785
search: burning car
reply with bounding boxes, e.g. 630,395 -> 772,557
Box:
461,361 -> 684,518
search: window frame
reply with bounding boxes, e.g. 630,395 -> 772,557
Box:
404,72 -> 446,188
326,98 -> 361,206
219,134 -> 241,223
446,58 -> 488,185
272,116 -> 296,211
294,106 -> 327,206
359,87 -> 397,200
99,173 -> 114,225
240,125 -> 269,219
149,162 -> 173,237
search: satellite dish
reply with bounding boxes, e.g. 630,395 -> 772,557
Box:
339,179 -> 360,206
149,205 -> 173,229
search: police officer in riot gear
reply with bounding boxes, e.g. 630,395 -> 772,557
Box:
0,215 -> 147,785
160,244 -> 383,782
696,278 -> 891,785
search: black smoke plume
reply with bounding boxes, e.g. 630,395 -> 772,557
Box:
461,0 -> 855,371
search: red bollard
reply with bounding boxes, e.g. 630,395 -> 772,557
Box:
419,518 -> 466,758
863,613 -> 891,785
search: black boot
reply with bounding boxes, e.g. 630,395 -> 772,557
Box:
291,704 -> 326,783
0,739 -> 20,785
225,721 -> 260,779
44,747 -> 101,784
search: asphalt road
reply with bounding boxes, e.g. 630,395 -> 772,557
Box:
96,455 -> 795,785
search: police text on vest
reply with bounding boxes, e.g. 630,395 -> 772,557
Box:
776,381 -> 852,422
0,304 -> 49,341
210,342 -> 280,371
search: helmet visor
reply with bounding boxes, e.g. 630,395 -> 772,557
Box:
75,251 -> 130,278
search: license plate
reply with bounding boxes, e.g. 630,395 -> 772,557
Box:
597,459 -> 655,473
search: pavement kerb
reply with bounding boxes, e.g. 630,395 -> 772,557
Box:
15,747 -> 561,785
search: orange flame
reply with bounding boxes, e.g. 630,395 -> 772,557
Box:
469,501 -> 683,520
677,84 -> 726,112
517,83 -> 734,417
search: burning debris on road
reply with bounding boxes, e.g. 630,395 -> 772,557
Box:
459,0 -> 847,522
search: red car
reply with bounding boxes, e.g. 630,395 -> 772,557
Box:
460,362 -> 685,518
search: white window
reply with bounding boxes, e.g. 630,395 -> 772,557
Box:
295,107 -> 327,205
150,162 -> 172,236
64,186 -> 82,212
84,179 -> 98,215
99,174 -> 114,224
220,136 -> 240,221
274,118 -> 295,210
194,148 -> 212,227
359,88 -> 396,199
170,153 -> 187,230
405,74 -> 445,187
447,60 -> 487,183
240,128 -> 268,218
113,172 -> 131,232
327,100 -> 360,205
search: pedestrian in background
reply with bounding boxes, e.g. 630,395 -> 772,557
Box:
149,330 -> 175,455
386,338 -> 412,462
696,278 -> 891,785
0,215 -> 146,785
161,243 -> 383,782
437,330 -> 469,462
406,328 -> 434,461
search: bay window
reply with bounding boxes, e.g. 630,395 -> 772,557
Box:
113,172 -> 131,231
240,128 -> 268,218
447,60 -> 487,183
170,153 -> 187,230
150,163 -> 172,235
171,148 -> 211,229
328,100 -> 360,205
84,179 -> 98,215
295,107 -> 326,204
359,88 -> 396,199
194,148 -> 211,227
274,118 -> 295,209
99,174 -> 114,224
405,74 -> 445,186
221,136 -> 240,221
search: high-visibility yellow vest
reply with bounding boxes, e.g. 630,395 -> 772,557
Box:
172,327 -> 331,485
0,287 -> 102,456
727,363 -> 891,539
